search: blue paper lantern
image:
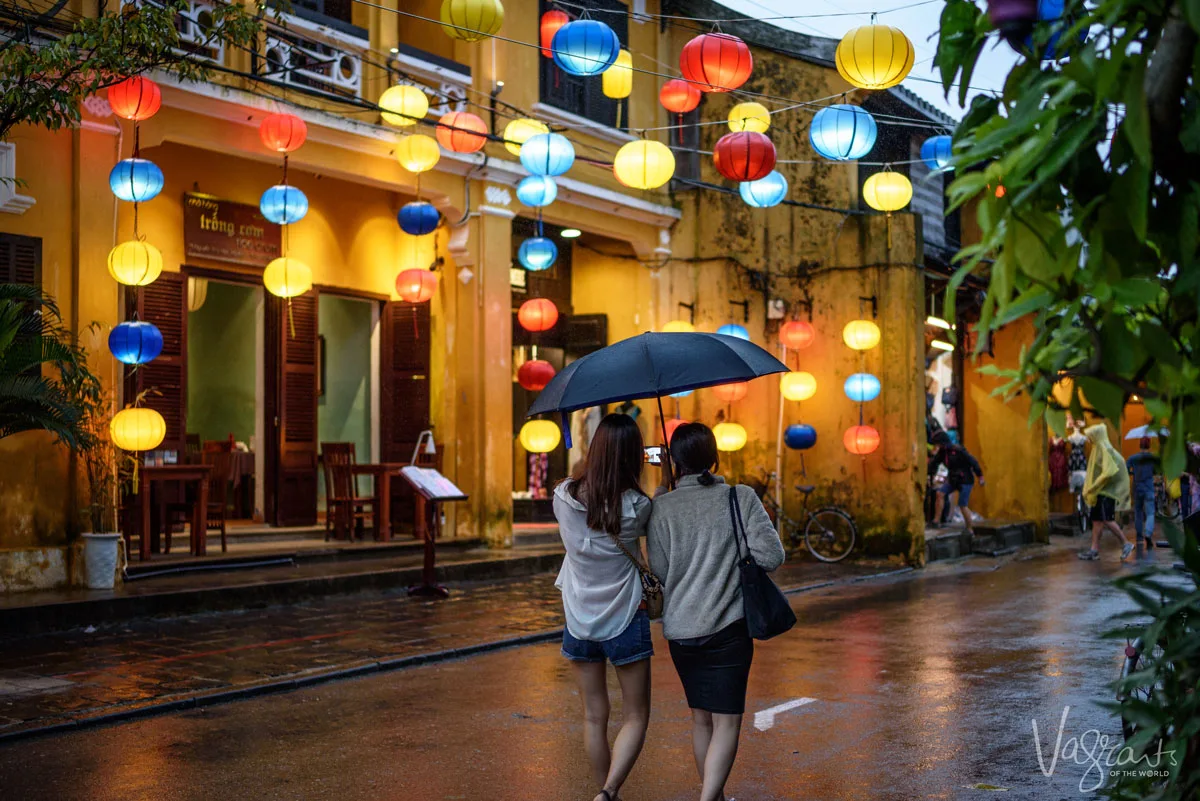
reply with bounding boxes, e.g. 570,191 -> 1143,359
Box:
785,424 -> 817,450
517,175 -> 558,207
109,158 -> 164,202
518,237 -> 558,271
398,201 -> 439,235
520,133 -> 575,177
808,104 -> 878,161
844,373 -> 882,402
259,185 -> 309,225
108,321 -> 164,365
739,171 -> 789,208
551,19 -> 621,76
717,324 -> 750,340
1030,0 -> 1085,59
670,389 -> 694,398
920,135 -> 953,172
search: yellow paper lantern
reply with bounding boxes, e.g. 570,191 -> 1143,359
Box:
379,85 -> 429,127
603,49 -> 633,99
107,241 -> 163,286
728,102 -> 770,133
713,422 -> 748,452
613,139 -> 676,190
263,257 -> 313,298
503,118 -> 550,157
780,371 -> 817,401
835,25 -> 915,90
519,419 -> 561,453
441,0 -> 504,42
862,172 -> 913,212
662,320 -> 694,333
395,134 -> 441,174
110,407 -> 166,452
843,319 -> 881,350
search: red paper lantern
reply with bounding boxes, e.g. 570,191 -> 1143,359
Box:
659,79 -> 702,114
107,76 -> 162,122
540,9 -> 571,57
517,359 -> 556,391
680,33 -> 753,93
780,320 -> 815,350
712,381 -> 749,403
518,298 -> 559,332
396,269 -> 437,303
843,425 -> 881,455
713,132 -> 776,182
436,111 -> 488,154
664,418 -> 688,444
259,113 -> 308,153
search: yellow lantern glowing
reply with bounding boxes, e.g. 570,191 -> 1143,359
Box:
519,419 -> 561,453
379,85 -> 429,128
441,0 -> 504,42
503,118 -> 550,157
843,319 -> 881,351
395,134 -> 441,173
602,49 -> 633,99
109,407 -> 166,452
613,139 -> 676,190
713,421 -> 748,452
835,25 -> 915,90
263,257 -> 313,298
862,172 -> 913,212
728,102 -> 770,133
107,241 -> 163,286
780,371 -> 817,401
662,320 -> 694,333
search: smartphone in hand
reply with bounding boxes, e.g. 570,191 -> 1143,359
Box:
644,446 -> 664,466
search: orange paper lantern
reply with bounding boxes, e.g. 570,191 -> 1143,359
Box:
712,381 -> 749,403
659,78 -> 703,114
436,111 -> 489,154
518,298 -> 559,332
107,76 -> 161,121
540,9 -> 570,57
780,320 -> 815,350
664,418 -> 688,444
843,425 -> 880,455
259,113 -> 307,153
396,269 -> 438,303
679,32 -> 753,93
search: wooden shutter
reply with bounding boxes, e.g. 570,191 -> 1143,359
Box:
265,291 -> 319,526
565,314 -> 608,357
125,272 -> 187,454
380,300 -> 431,534
0,233 -> 41,286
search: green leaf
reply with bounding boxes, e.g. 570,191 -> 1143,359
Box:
1122,59 -> 1152,166
1077,377 -> 1125,422
1163,407 -> 1187,478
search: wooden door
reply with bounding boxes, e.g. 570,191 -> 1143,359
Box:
125,272 -> 187,454
379,300 -> 431,534
265,291 -> 319,526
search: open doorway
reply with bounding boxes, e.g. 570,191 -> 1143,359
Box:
317,294 -> 377,514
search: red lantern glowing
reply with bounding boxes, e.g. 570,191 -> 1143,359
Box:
659,79 -> 703,114
396,269 -> 437,303
517,359 -> 556,391
107,76 -> 162,122
259,113 -> 308,153
713,132 -> 776,182
664,418 -> 688,444
843,425 -> 881,455
518,298 -> 559,332
680,33 -> 753,93
436,111 -> 488,154
780,321 -> 815,350
540,9 -> 571,57
712,381 -> 749,403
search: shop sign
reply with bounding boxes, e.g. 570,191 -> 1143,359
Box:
184,193 -> 281,267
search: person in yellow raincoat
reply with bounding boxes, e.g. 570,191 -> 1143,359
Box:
1078,423 -> 1133,561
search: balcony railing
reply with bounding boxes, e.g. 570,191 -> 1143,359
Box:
390,45 -> 472,116
258,13 -> 367,99
123,0 -> 224,62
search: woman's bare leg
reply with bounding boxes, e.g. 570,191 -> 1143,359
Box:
699,713 -> 743,801
572,661 -> 611,794
691,709 -> 713,780
600,658 -> 652,799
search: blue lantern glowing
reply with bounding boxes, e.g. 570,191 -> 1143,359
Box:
808,104 -> 877,161
518,237 -> 558,271
844,373 -> 882,402
109,158 -> 164,202
398,201 -> 439,236
108,321 -> 164,365
670,389 -> 694,398
920,136 -> 953,172
517,175 -> 558,207
1031,0 -> 1085,60
551,19 -> 621,77
717,324 -> 750,341
520,133 -> 575,177
259,185 -> 309,225
739,171 -> 788,208
785,424 -> 817,450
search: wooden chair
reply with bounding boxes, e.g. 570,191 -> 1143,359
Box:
184,434 -> 202,464
321,442 -> 378,541
202,439 -> 233,454
203,450 -> 233,553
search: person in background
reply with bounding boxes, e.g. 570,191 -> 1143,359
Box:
1126,436 -> 1159,549
1079,423 -> 1133,562
930,431 -> 985,533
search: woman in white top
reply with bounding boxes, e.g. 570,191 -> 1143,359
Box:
554,413 -> 653,801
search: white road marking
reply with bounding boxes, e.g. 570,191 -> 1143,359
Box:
753,697 -> 817,731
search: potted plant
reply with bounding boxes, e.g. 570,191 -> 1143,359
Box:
78,390 -> 123,589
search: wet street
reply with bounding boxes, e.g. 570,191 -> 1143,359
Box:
0,545 -> 1165,800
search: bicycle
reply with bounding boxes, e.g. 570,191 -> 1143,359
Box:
758,473 -> 858,562
1073,485 -> 1089,537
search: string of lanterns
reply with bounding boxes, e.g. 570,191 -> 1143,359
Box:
257,111 -> 313,306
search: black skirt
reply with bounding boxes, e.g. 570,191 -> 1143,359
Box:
668,618 -> 754,715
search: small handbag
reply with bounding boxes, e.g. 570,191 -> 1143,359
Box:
729,487 -> 797,640
610,532 -> 665,620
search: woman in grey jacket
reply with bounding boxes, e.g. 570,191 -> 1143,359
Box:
648,422 -> 786,801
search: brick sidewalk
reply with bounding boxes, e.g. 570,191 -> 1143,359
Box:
0,558 -> 897,739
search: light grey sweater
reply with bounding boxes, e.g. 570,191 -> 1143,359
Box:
647,474 -> 786,641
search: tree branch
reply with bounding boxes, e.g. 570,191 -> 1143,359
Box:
1144,4 -> 1199,187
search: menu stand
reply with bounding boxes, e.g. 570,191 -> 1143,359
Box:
400,466 -> 468,598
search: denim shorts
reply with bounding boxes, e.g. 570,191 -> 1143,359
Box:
562,609 -> 653,667
939,482 -> 973,506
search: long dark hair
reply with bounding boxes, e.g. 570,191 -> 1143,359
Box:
568,413 -> 646,535
670,422 -> 719,486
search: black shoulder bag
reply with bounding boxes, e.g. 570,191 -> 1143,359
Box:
729,486 -> 796,640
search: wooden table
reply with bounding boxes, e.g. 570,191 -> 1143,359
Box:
350,463 -> 407,542
135,464 -> 212,561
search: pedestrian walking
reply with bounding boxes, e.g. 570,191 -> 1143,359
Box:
1126,436 -> 1159,548
929,431 -> 985,533
1078,424 -> 1134,561
647,423 -> 786,801
553,413 -> 654,801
